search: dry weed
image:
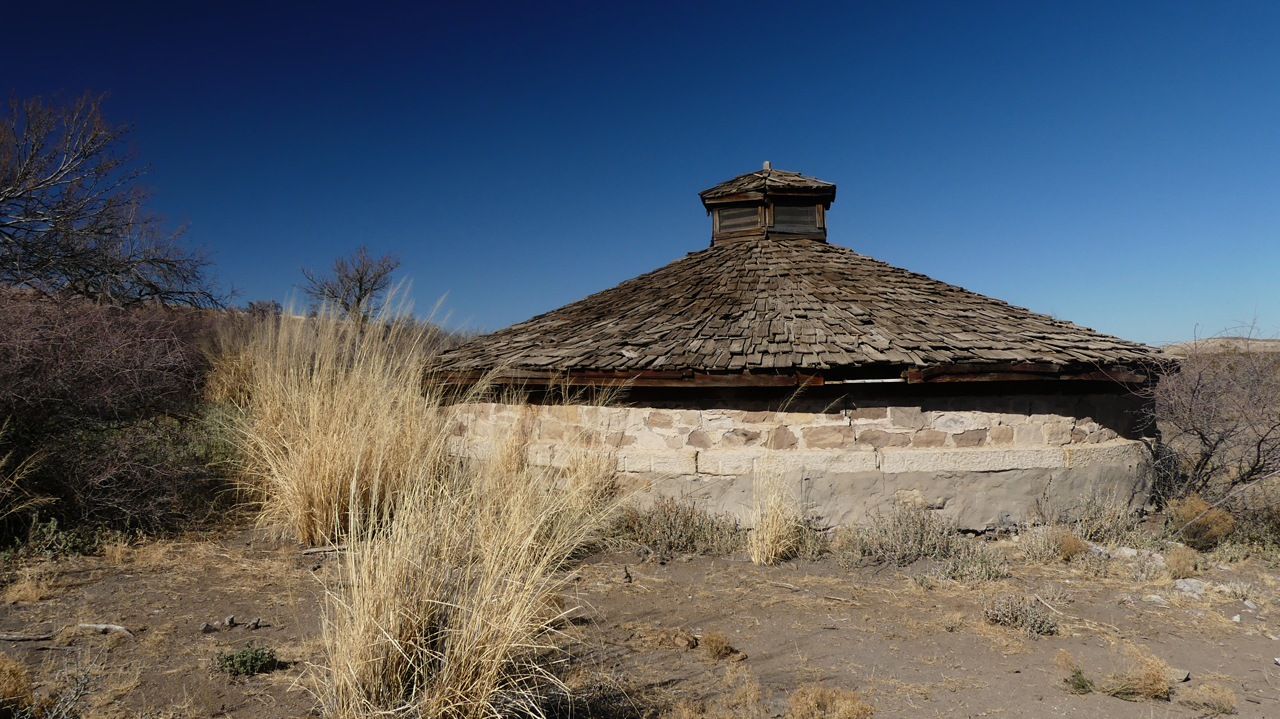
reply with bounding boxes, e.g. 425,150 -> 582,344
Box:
1165,545 -> 1200,579
940,543 -> 1009,583
1168,495 -> 1235,550
837,502 -> 957,566
101,540 -> 129,565
1054,650 -> 1093,694
608,496 -> 745,556
1033,489 -> 1140,545
700,632 -> 736,662
786,683 -> 874,719
1221,581 -> 1257,602
748,474 -> 799,566
1022,526 -> 1088,564
0,652 -> 32,717
1179,682 -> 1238,715
982,594 -> 1057,636
2,566 -> 50,603
1101,642 -> 1172,701
318,428 -> 622,719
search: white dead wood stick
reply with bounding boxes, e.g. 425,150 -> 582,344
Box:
0,632 -> 53,641
77,623 -> 134,637
1034,594 -> 1067,616
301,545 -> 348,555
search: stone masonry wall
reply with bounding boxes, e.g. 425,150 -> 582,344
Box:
449,397 -> 1152,530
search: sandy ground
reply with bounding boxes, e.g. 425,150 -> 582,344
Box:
2,528 -> 1278,718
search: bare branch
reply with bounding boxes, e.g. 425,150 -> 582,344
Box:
299,245 -> 400,322
0,92 -> 224,307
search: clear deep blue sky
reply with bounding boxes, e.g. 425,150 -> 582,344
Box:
9,2 -> 1280,344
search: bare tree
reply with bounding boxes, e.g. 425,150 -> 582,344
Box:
300,245 -> 401,322
1147,334 -> 1280,503
0,92 -> 223,307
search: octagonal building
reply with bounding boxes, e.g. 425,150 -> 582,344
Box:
436,164 -> 1156,529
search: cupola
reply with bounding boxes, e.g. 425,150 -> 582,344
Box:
698,162 -> 836,246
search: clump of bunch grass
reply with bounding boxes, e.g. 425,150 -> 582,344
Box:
1021,526 -> 1089,564
1100,643 -> 1173,702
213,644 -> 279,676
982,594 -> 1057,636
1165,545 -> 1201,579
319,430 -> 621,719
229,303 -> 463,545
835,502 -> 957,567
748,474 -> 800,566
785,683 -> 874,719
940,543 -> 1009,583
0,651 -> 33,716
608,496 -> 745,556
1167,495 -> 1235,550
1179,683 -> 1238,715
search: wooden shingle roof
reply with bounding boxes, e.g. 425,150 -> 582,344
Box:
699,168 -> 836,203
436,238 -> 1152,380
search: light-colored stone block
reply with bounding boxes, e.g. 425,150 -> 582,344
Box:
616,448 -> 697,475
879,446 -> 1067,474
932,412 -> 982,432
697,450 -> 765,475
1013,424 -> 1045,446
1064,440 -> 1148,469
888,406 -> 926,430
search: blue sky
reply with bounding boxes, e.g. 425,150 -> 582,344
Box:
9,1 -> 1280,345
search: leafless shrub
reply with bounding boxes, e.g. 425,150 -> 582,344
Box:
940,543 -> 1009,583
608,496 -> 746,556
1022,526 -> 1089,564
0,92 -> 222,307
0,294 -> 226,535
1031,488 -> 1141,545
982,594 -> 1056,636
1165,545 -> 1201,579
836,502 -> 958,567
300,246 -> 400,323
1148,334 -> 1280,503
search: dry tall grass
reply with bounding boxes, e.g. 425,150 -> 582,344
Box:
749,473 -> 801,565
224,305 -> 623,717
226,307 -> 465,545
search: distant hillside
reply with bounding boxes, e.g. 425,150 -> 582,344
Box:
1160,337 -> 1280,358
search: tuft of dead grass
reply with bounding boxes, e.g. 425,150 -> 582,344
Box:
940,543 -> 1009,583
0,652 -> 32,717
1022,526 -> 1089,564
1168,495 -> 1235,550
1165,545 -> 1201,579
1,566 -> 50,603
786,683 -> 874,719
1100,642 -> 1172,702
1179,682 -> 1238,715
748,473 -> 800,566
700,632 -> 736,662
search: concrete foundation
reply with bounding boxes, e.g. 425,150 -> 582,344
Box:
449,397 -> 1153,530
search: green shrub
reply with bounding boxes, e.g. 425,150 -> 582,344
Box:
213,645 -> 279,676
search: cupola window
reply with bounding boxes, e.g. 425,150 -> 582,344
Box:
716,206 -> 761,233
772,204 -> 819,231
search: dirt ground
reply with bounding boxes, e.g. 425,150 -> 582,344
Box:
3,528 -> 1279,718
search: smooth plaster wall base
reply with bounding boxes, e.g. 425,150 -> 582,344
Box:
450,402 -> 1152,529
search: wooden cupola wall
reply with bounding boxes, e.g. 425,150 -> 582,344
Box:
698,162 -> 837,246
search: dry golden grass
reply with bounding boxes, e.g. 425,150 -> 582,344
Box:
785,684 -> 874,719
1022,526 -> 1089,564
223,304 -> 628,718
0,652 -> 32,718
1168,495 -> 1235,550
700,631 -> 735,662
1165,545 -> 1200,579
229,307 -> 468,545
1179,682 -> 1238,715
748,473 -> 799,566
1054,650 -> 1093,694
2,566 -> 49,603
1100,642 -> 1172,701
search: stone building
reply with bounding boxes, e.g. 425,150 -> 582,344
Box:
436,165 -> 1156,529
